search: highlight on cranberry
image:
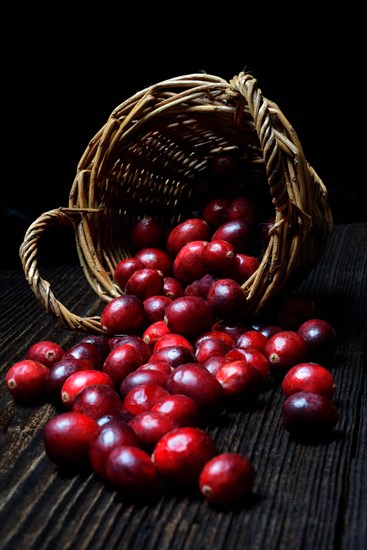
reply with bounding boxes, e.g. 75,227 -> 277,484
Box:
5,152 -> 341,506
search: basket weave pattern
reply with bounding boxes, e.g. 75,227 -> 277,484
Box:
19,72 -> 333,334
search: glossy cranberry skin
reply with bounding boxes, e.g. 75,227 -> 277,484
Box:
149,345 -> 196,369
297,319 -> 337,360
143,294 -> 172,324
164,296 -> 215,337
125,268 -> 164,300
114,257 -> 145,290
281,363 -> 335,399
102,344 -> 144,387
72,383 -> 124,420
215,361 -> 263,402
202,197 -> 230,229
26,340 -> 64,368
64,342 -> 103,370
207,278 -> 247,319
212,319 -> 249,341
152,427 -> 218,486
6,360 -> 49,403
184,273 -> 217,300
134,247 -> 173,276
226,253 -> 260,285
209,154 -> 239,179
100,295 -> 146,336
80,335 -> 111,359
225,347 -> 270,382
151,394 -> 200,427
61,370 -> 114,409
153,333 -> 194,353
195,336 -> 230,364
264,331 -> 309,376
203,240 -> 236,273
131,216 -> 164,249
46,356 -> 92,402
202,356 -> 230,377
163,276 -> 184,300
123,383 -> 170,415
167,363 -> 225,414
110,335 -> 152,363
106,445 -> 158,497
129,411 -> 178,452
120,367 -> 170,397
282,391 -> 339,439
166,218 -> 211,257
212,219 -> 252,253
43,412 -> 99,469
173,240 -> 208,284
199,452 -> 256,505
142,320 -> 171,348
234,330 -> 268,352
194,330 -> 234,349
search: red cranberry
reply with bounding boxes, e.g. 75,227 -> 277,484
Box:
202,197 -> 230,229
129,411 -> 178,452
137,361 -> 173,375
282,391 -> 339,440
255,324 -> 282,339
212,319 -> 249,341
226,195 -> 259,225
80,335 -> 111,359
215,360 -> 263,402
163,276 -> 184,300
123,383 -> 169,415
100,295 -> 146,336
281,363 -> 335,399
212,219 -> 252,253
25,340 -> 64,368
64,341 -> 103,370
173,240 -> 208,284
184,273 -> 217,299
89,417 -> 141,479
134,247 -> 173,276
43,412 -> 99,469
131,216 -> 164,249
194,330 -> 234,349
149,344 -> 196,369
46,356 -> 92,402
226,253 -> 260,285
166,218 -> 211,257
125,268 -> 164,300
297,319 -> 337,360
207,278 -> 247,319
120,367 -> 170,397
264,330 -> 309,376
72,383 -> 124,420
5,360 -> 49,404
167,363 -> 225,414
61,370 -> 114,409
234,330 -> 268,352
151,394 -> 200,427
199,452 -> 256,506
142,320 -> 171,348
202,240 -> 236,273
209,154 -> 239,179
153,333 -> 194,353
110,335 -> 152,363
202,356 -> 230,377
143,294 -> 172,324
114,257 -> 145,290
106,445 -> 158,497
103,344 -> 144,387
195,336 -> 230,364
152,426 -> 218,486
225,347 -> 270,382
164,296 -> 215,337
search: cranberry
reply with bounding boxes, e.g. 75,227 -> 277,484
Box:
202,240 -> 236,273
281,363 -> 335,399
162,276 -> 184,300
149,345 -> 196,369
129,411 -> 178,452
64,341 -> 103,370
114,257 -> 145,290
211,219 -> 252,253
215,360 -> 263,402
46,356 -> 92,402
194,330 -> 234,349
89,417 -> 141,479
6,360 -> 49,404
134,247 -> 173,276
25,340 -> 64,368
120,367 -> 170,397
282,391 -> 339,440
202,356 -> 230,377
110,335 -> 152,363
195,336 -> 230,365
184,273 -> 217,299
164,296 -> 215,337
106,446 -> 158,497
173,240 -> 208,284
255,324 -> 282,339
125,268 -> 164,300
61,370 -> 114,409
166,218 -> 211,257
202,197 -> 230,229
80,335 -> 111,359
131,215 -> 164,249
234,330 -> 268,352
123,382 -> 169,415
225,347 -> 270,382
43,412 -> 99,469
209,154 -> 239,179
167,363 -> 225,414
264,330 -> 309,376
151,394 -> 200,427
226,253 -> 260,285
100,295 -> 146,336
207,278 -> 247,319
152,426 -> 218,486
297,319 -> 337,361
226,195 -> 259,225
153,332 -> 194,353
72,383 -> 124,420
199,452 -> 256,506
102,344 -> 144,387
143,294 -> 172,324
212,319 -> 249,341
137,361 -> 173,375
142,320 -> 171,348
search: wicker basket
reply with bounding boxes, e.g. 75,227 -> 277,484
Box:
19,71 -> 333,335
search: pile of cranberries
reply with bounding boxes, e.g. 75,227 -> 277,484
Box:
5,154 -> 339,507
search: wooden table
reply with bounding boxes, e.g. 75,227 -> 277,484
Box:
1,222 -> 366,550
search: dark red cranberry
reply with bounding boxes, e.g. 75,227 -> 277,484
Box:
166,218 -> 211,257
164,296 -> 215,337
46,356 -> 92,402
61,370 -> 114,409
211,219 -> 252,253
72,383 -> 124,420
6,360 -> 49,404
297,319 -> 337,361
25,340 -> 64,368
202,197 -> 230,229
100,295 -> 146,336
199,452 -> 256,505
151,394 -> 200,427
137,361 -> 173,375
64,341 -> 103,370
167,363 -> 225,414
281,363 -> 335,399
282,391 -> 339,440
209,154 -> 239,179
89,417 -> 141,479
123,383 -> 169,415
125,268 -> 164,300
234,330 -> 268,352
102,343 -> 144,388
131,216 -> 164,249
226,195 -> 259,226
194,330 -> 234,349
163,276 -> 184,300
202,356 -> 230,377
110,335 -> 152,363
120,367 -> 170,397
129,411 -> 178,452
149,344 -> 196,370
215,360 -> 263,402
153,333 -> 194,353
173,240 -> 208,284
195,336 -> 230,364
80,335 -> 111,359
184,273 -> 217,300
142,320 -> 171,349
152,426 -> 218,486
255,324 -> 282,339
203,240 -> 236,273
43,412 -> 99,469
264,331 -> 309,376
143,294 -> 172,324
134,247 -> 173,276
106,445 -> 158,497
114,257 -> 145,290
212,319 -> 249,341
207,278 -> 247,319
225,347 -> 270,382
226,253 -> 260,285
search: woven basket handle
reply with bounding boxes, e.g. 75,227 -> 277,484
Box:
19,207 -> 105,334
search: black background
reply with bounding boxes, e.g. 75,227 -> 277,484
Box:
2,8 -> 364,268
